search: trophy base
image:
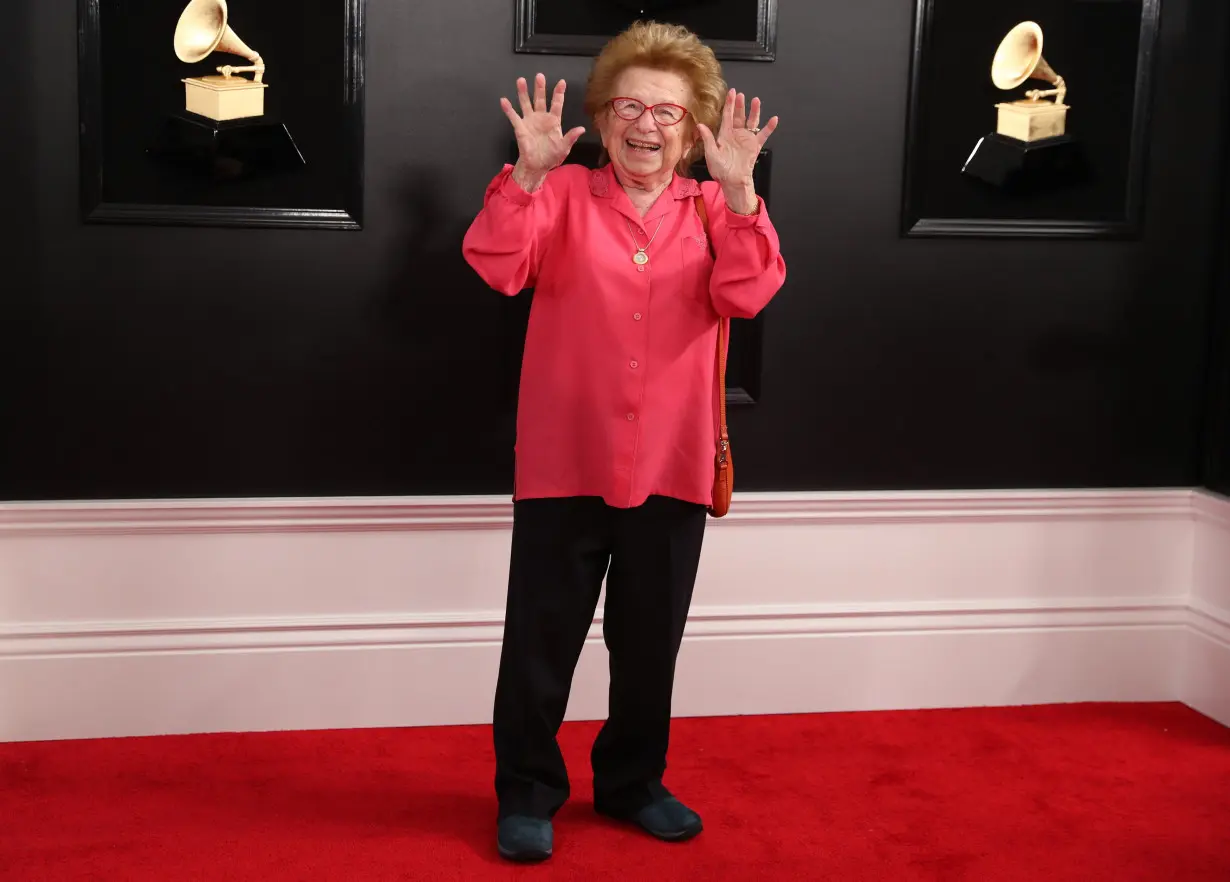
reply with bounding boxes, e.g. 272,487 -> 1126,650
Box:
148,112 -> 306,182
961,133 -> 1088,193
183,76 -> 268,122
995,100 -> 1068,142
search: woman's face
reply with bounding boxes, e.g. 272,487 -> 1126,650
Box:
598,66 -> 696,186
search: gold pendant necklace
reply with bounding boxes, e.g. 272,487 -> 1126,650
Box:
627,217 -> 665,265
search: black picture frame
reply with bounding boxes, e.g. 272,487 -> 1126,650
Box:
900,0 -> 1160,238
514,0 -> 778,62
506,140 -> 773,405
77,0 -> 366,229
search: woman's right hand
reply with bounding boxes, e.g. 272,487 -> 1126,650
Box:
501,74 -> 585,188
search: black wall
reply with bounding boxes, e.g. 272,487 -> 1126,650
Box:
1204,261 -> 1230,496
1199,48 -> 1230,498
5,0 -> 1230,501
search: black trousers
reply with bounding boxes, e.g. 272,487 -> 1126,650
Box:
492,494 -> 708,820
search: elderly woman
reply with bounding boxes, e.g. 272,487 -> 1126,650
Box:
462,20 -> 785,862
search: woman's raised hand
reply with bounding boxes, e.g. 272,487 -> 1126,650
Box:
695,89 -> 778,212
502,73 -> 586,180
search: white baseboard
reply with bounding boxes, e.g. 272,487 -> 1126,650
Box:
1184,492 -> 1230,726
0,488 -> 1220,742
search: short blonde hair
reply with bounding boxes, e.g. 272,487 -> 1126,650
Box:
582,21 -> 726,174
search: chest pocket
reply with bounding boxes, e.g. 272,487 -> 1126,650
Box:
680,232 -> 715,309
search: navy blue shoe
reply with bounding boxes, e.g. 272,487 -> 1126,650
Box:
497,815 -> 553,862
597,793 -> 703,842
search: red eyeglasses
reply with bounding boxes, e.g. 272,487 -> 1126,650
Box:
609,97 -> 688,126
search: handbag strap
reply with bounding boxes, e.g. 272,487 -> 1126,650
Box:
694,194 -> 730,463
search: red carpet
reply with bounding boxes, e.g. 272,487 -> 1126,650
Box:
2,702 -> 1228,880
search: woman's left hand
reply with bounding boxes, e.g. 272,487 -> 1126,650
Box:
696,89 -> 778,214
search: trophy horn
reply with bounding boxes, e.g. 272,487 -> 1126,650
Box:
991,21 -> 1064,104
174,0 -> 264,83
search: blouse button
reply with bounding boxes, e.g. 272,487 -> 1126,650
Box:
637,266 -> 645,273
626,412 -> 635,421
630,360 -> 638,369
633,312 -> 642,320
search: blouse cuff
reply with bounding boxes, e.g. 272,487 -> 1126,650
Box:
495,163 -> 537,206
723,196 -> 767,228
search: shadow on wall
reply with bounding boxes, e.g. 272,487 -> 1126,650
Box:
295,165 -> 531,496
377,165 -> 533,492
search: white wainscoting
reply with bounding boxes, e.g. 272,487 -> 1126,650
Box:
0,488 -> 1223,743
1183,490 -> 1230,726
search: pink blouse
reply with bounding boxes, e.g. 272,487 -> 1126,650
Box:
462,161 -> 786,509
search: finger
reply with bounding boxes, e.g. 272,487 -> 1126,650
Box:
563,126 -> 586,148
696,123 -> 719,154
747,97 -> 761,132
533,73 -> 547,113
756,115 -> 779,145
734,92 -> 746,127
500,96 -> 524,131
516,77 -> 532,117
550,79 -> 567,118
720,88 -> 735,136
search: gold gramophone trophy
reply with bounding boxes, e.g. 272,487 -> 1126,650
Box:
148,0 -> 303,180
961,21 -> 1086,191
174,0 -> 267,121
990,21 -> 1068,142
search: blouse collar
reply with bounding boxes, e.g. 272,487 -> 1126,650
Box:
588,162 -> 702,201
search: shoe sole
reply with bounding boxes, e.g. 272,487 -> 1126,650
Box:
651,821 -> 703,842
595,807 -> 703,843
640,819 -> 703,842
497,844 -> 552,862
